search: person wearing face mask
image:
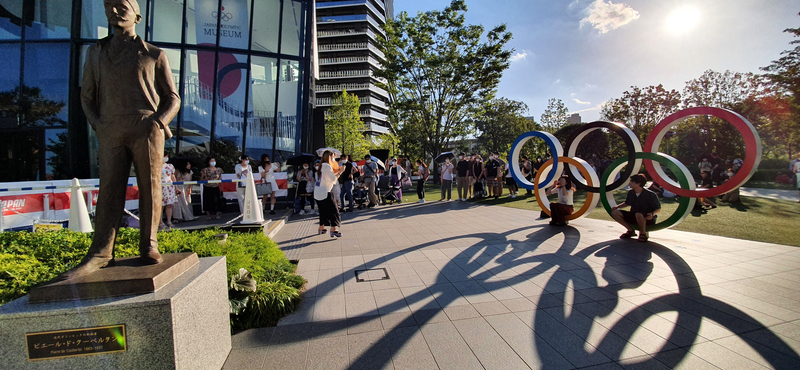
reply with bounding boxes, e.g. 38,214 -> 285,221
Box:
455,153 -> 471,201
160,153 -> 179,228
414,159 -> 429,203
171,159 -> 196,222
315,150 -> 344,237
338,154 -> 355,212
440,157 -> 454,201
235,155 -> 252,214
201,157 -> 224,220
296,161 -> 314,215
471,154 -> 484,199
388,158 -> 407,201
362,154 -> 378,207
484,152 -> 501,199
259,154 -> 280,215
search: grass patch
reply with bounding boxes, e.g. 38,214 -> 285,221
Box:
400,184 -> 800,246
0,228 -> 304,331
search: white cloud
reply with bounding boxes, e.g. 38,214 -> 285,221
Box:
573,98 -> 592,105
554,79 -> 561,84
570,93 -> 577,97
570,103 -> 604,114
580,0 -> 640,34
510,52 -> 528,62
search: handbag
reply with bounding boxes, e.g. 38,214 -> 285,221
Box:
256,182 -> 270,196
401,176 -> 412,191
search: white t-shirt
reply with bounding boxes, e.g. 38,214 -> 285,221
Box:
259,163 -> 278,182
314,163 -> 338,200
557,188 -> 574,206
441,163 -> 454,181
235,163 -> 251,188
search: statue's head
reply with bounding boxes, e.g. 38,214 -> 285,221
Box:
103,0 -> 142,30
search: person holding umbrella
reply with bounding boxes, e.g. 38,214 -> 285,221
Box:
315,150 -> 344,237
363,154 -> 379,207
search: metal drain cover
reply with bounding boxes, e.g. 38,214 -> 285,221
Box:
355,268 -> 389,282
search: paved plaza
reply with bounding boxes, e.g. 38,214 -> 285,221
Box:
224,201 -> 800,369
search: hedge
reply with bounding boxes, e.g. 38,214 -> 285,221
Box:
0,228 -> 304,331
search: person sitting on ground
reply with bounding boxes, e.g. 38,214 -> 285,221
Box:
699,171 -> 717,209
720,168 -> 741,203
547,175 -> 574,226
611,174 -> 661,242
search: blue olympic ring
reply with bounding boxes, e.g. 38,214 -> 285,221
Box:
509,131 -> 563,190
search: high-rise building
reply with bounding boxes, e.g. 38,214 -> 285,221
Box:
314,0 -> 393,137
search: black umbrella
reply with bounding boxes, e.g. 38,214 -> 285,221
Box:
286,153 -> 316,166
434,151 -> 455,163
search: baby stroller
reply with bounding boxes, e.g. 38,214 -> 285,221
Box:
353,179 -> 369,210
381,183 -> 402,204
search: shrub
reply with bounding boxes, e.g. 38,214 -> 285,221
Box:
0,228 -> 304,331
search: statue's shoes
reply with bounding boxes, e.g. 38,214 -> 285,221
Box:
140,248 -> 163,265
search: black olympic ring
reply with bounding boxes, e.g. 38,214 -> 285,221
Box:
212,11 -> 233,22
564,121 -> 642,193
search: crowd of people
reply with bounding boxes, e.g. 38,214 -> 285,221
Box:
155,149 -> 759,243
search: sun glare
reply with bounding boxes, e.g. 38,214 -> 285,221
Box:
666,6 -> 701,35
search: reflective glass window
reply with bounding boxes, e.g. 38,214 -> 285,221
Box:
246,55 -> 278,159
0,131 -> 40,181
81,0 -> 109,39
217,0 -> 251,49
23,43 -> 70,126
179,49 -> 212,158
25,0 -> 72,40
250,0 -> 280,53
0,0 -> 22,40
276,59 -> 301,153
45,128 -> 68,180
280,0 -> 307,57
149,0 -> 184,43
0,43 -> 20,92
213,52 -> 248,153
185,0 -> 220,46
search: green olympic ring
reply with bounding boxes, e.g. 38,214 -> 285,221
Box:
600,152 -> 697,231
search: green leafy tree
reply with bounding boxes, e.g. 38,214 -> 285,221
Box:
474,98 -> 537,156
324,90 -> 370,159
761,15 -> 800,158
600,84 -> 682,143
539,98 -> 568,133
375,0 -> 513,160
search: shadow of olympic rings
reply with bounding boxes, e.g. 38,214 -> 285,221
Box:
293,221 -> 799,369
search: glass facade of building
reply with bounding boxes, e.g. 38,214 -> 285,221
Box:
0,0 -> 313,181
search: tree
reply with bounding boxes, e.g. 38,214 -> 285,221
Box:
679,70 -> 765,161
474,98 -> 536,156
375,0 -> 512,160
539,98 -> 568,133
600,84 -> 682,143
324,90 -> 370,159
761,15 -> 800,158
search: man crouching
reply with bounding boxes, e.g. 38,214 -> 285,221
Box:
611,174 -> 661,242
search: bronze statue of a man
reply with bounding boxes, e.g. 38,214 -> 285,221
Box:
62,0 -> 180,279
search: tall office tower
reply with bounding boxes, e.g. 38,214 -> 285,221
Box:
314,0 -> 393,137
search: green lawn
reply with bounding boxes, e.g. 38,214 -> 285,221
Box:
400,184 -> 800,247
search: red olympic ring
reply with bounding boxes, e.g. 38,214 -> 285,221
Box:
643,107 -> 761,198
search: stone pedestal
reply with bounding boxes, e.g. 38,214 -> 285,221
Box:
0,257 -> 231,370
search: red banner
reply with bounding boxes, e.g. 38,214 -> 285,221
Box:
1,194 -> 44,216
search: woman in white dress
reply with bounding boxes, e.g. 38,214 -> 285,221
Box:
172,160 -> 196,221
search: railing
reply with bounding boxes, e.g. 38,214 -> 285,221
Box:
316,96 -> 375,106
316,83 -> 371,92
319,55 -> 381,67
319,70 -> 371,78
318,14 -> 367,23
315,0 -> 385,21
319,42 -> 368,51
317,29 -> 378,40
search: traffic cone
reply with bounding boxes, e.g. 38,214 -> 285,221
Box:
68,178 -> 93,232
241,172 -> 265,224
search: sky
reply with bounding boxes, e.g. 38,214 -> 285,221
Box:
392,0 -> 799,122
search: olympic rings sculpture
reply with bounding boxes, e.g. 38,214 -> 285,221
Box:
509,107 -> 762,231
